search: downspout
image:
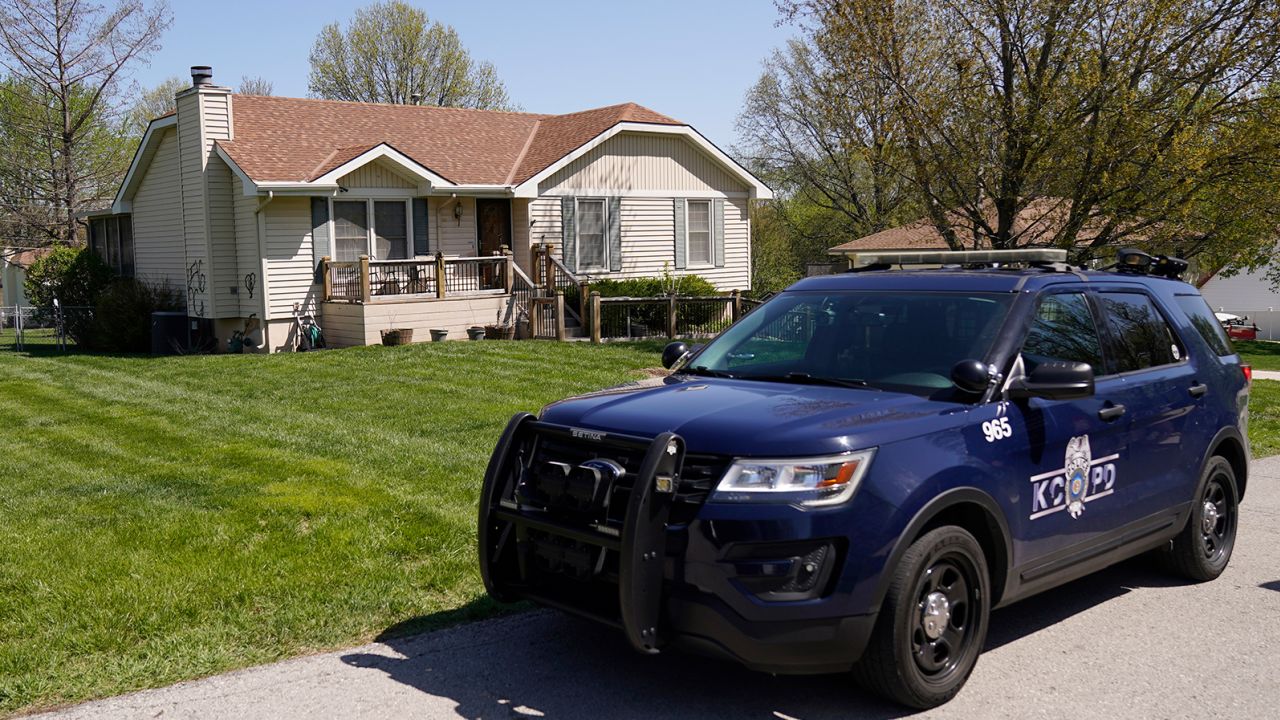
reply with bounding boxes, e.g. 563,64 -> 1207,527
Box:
253,191 -> 273,350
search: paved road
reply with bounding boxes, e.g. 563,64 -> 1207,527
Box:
36,456 -> 1280,720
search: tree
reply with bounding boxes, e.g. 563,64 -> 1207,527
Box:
238,75 -> 273,96
308,1 -> 513,109
126,75 -> 184,136
771,0 -> 1280,265
0,0 -> 171,245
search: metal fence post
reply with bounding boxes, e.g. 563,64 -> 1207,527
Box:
359,255 -> 371,304
435,252 -> 447,298
667,296 -> 677,339
555,290 -> 567,341
590,292 -> 602,344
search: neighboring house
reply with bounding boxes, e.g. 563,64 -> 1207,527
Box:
87,66 -> 771,351
1199,262 -> 1280,341
1,248 -> 51,308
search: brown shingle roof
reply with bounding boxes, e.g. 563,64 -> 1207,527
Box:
216,96 -> 683,186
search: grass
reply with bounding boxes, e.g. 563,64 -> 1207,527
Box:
1249,379 -> 1280,459
0,339 -> 664,715
1236,339 -> 1280,371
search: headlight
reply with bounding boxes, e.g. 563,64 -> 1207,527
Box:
710,449 -> 876,507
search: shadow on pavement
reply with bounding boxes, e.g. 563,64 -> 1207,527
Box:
342,556 -> 1180,720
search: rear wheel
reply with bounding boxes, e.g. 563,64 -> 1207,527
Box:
853,526 -> 990,709
1165,456 -> 1238,581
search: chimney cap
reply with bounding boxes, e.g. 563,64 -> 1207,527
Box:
190,66 -> 213,86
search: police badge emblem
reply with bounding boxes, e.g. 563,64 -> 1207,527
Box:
1064,435 -> 1091,518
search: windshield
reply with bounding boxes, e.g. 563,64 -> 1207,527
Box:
689,291 -> 1015,396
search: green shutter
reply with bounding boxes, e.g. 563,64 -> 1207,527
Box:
608,196 -> 622,272
311,197 -> 330,282
412,198 -> 429,256
672,198 -> 687,270
713,198 -> 726,268
561,196 -> 577,273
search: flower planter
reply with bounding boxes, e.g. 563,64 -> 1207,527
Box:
467,326 -> 486,341
429,328 -> 449,342
380,328 -> 414,346
484,324 -> 515,340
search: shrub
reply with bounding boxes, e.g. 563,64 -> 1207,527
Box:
91,278 -> 185,352
589,273 -> 725,331
23,246 -> 115,344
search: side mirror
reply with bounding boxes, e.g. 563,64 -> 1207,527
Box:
1008,361 -> 1095,401
662,341 -> 690,370
951,359 -> 991,394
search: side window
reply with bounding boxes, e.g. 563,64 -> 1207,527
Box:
1021,292 -> 1105,373
1099,292 -> 1182,372
1174,294 -> 1234,356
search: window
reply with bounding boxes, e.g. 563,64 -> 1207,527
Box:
687,200 -> 712,266
89,215 -> 134,277
1174,294 -> 1234,357
332,199 -> 411,261
1021,292 -> 1104,373
374,201 -> 408,260
1099,292 -> 1183,372
576,198 -> 606,270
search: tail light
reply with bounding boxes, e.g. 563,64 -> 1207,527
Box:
1242,364 -> 1252,384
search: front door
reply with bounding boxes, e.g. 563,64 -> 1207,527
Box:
477,199 -> 511,256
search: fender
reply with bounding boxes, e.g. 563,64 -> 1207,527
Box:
1180,425 -> 1249,530
869,486 -> 1015,613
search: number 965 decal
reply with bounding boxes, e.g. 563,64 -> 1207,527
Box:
982,417 -> 1013,442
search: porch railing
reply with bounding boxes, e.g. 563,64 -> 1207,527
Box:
323,252 -> 511,303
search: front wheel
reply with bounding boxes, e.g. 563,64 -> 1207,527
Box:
1164,456 -> 1239,581
853,526 -> 990,709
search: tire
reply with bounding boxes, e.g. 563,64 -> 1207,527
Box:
853,526 -> 990,709
1165,456 -> 1239,582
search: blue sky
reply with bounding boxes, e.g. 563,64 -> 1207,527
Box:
131,0 -> 795,149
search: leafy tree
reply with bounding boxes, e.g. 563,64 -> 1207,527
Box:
126,75 -> 185,136
238,75 -> 273,96
769,0 -> 1280,265
0,0 -> 171,245
308,1 -> 512,110
23,244 -> 114,343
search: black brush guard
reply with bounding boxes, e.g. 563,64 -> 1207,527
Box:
478,413 -> 686,653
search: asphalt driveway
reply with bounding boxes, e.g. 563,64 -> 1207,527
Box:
35,455 -> 1280,720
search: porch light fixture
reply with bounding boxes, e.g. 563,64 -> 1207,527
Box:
453,201 -> 464,222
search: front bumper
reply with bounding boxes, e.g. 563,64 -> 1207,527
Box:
478,414 -> 879,673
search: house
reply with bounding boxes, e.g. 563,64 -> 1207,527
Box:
87,66 -> 771,351
1199,261 -> 1279,341
1,248 -> 51,308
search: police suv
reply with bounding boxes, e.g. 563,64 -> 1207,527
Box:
477,249 -> 1251,708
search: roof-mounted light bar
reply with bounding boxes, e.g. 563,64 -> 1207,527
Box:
837,248 -> 1068,269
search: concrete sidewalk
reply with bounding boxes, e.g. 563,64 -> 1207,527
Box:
1254,369 -> 1280,381
35,456 -> 1280,720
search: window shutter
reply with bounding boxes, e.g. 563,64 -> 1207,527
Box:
608,196 -> 622,272
672,198 -> 687,270
412,198 -> 429,256
561,196 -> 577,273
311,197 -> 330,283
713,198 -> 726,268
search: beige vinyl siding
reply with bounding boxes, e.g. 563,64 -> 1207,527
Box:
177,95 -> 210,316
232,176 -> 261,317
322,296 -> 508,347
538,132 -> 749,196
261,197 -> 318,318
531,196 -> 750,291
430,196 -> 477,256
208,155 -> 239,317
338,160 -> 418,189
511,199 -> 532,275
129,127 -> 185,289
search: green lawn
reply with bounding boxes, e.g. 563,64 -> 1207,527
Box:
1236,339 -> 1280,371
1249,379 -> 1280,459
0,340 -> 663,715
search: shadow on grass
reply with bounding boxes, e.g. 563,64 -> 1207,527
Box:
341,555 -> 1179,720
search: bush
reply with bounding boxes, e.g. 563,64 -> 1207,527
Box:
23,246 -> 115,344
590,273 -> 725,331
91,278 -> 185,352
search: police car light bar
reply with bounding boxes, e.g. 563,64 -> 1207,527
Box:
837,248 -> 1068,269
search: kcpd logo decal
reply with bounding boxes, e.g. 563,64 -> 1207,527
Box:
1029,435 -> 1118,520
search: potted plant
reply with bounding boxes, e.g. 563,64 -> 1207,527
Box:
381,328 -> 414,346
467,326 -> 486,341
484,323 -> 514,340
429,328 -> 449,342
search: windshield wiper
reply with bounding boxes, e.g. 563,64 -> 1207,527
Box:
684,365 -> 738,379
742,372 -> 878,390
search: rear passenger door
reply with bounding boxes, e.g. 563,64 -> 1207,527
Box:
1092,289 -> 1200,520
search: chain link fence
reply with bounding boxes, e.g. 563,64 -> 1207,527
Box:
1,304 -> 93,351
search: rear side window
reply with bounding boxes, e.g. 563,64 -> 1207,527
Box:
1022,292 -> 1105,373
1174,294 -> 1234,356
1099,292 -> 1182,372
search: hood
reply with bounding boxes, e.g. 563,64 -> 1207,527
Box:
539,375 -> 967,457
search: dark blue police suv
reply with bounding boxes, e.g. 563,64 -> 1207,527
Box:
478,249 -> 1251,708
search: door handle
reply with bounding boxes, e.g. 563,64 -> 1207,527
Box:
1188,383 -> 1208,398
1098,404 -> 1126,421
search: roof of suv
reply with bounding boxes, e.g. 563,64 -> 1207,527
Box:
789,268 -> 1195,294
